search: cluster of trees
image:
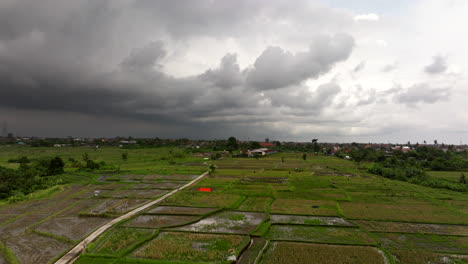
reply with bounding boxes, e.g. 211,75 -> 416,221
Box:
347,146 -> 467,192
0,157 -> 65,201
349,146 -> 468,171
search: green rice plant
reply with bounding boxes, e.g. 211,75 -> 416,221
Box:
0,240 -> 19,264
92,227 -> 157,256
260,242 -> 385,264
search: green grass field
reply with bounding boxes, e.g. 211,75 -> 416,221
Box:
0,146 -> 467,264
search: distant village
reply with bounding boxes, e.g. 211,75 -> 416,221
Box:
1,130 -> 467,157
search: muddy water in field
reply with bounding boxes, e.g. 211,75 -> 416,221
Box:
171,211 -> 266,234
4,233 -> 70,264
124,215 -> 200,228
35,216 -> 109,241
89,199 -> 149,215
0,214 -> 48,237
270,215 -> 355,226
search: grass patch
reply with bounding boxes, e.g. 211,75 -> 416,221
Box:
0,240 -> 19,264
260,242 -> 385,264
340,200 -> 467,224
237,197 -> 274,212
92,227 -> 157,256
270,199 -> 338,216
162,191 -> 245,208
377,232 -> 468,254
266,225 -> 377,245
132,232 -> 249,262
353,220 -> 468,236
390,249 -> 468,264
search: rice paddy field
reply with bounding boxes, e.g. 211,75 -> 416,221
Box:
0,145 -> 467,263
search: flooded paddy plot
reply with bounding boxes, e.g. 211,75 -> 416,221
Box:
87,198 -> 149,215
266,225 -> 376,245
132,232 -> 250,262
391,249 -> 468,264
3,233 -> 71,264
105,189 -> 168,199
146,206 -> 218,215
340,201 -> 467,224
354,220 -> 468,236
171,211 -> 266,234
260,242 -> 386,264
238,197 -> 273,212
124,215 -> 200,228
0,213 -> 48,237
74,189 -> 115,199
34,216 -> 109,241
377,233 -> 468,254
92,227 -> 156,255
238,237 -> 267,264
270,199 -> 339,216
270,215 -> 355,226
58,198 -> 100,217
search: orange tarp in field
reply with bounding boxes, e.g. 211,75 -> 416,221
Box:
198,187 -> 212,192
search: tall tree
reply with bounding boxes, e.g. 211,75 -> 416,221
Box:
227,137 -> 239,151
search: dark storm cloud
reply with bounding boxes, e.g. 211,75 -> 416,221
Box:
121,41 -> 166,71
199,54 -> 244,89
246,34 -> 354,90
0,0 -> 359,138
424,55 -> 448,75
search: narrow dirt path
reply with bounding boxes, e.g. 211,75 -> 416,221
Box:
54,171 -> 209,264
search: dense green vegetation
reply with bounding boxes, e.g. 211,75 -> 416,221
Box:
0,156 -> 65,200
347,146 -> 468,192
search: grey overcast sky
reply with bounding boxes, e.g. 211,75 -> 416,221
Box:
1,0 -> 467,143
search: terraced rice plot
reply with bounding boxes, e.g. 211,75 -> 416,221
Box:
92,227 -> 156,255
238,237 -> 267,264
0,214 -> 48,237
353,220 -> 468,236
241,177 -> 287,184
3,233 -> 71,264
58,199 -> 100,216
162,191 -> 245,208
390,249 -> 468,264
377,233 -> 468,253
260,242 -> 386,264
124,215 -> 200,228
238,197 -> 273,212
270,199 -> 339,216
34,216 -> 109,241
171,211 -> 266,234
116,189 -> 168,199
135,181 -> 185,189
146,206 -> 218,215
132,232 -> 250,262
87,199 -> 149,215
266,225 -> 376,245
158,174 -> 198,181
270,215 -> 355,226
340,201 -> 467,224
74,189 -> 115,199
